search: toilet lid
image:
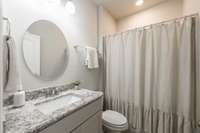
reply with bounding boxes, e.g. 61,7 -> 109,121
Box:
102,110 -> 127,126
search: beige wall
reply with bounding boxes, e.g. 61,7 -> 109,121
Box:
97,6 -> 116,90
117,0 -> 200,32
183,0 -> 200,15
117,0 -> 183,32
98,6 -> 116,55
101,7 -> 117,35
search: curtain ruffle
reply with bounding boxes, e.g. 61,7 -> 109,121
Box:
106,101 -> 195,133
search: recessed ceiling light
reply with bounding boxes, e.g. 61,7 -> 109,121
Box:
136,0 -> 144,6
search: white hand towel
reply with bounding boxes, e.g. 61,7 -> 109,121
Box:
3,36 -> 22,92
3,36 -> 9,88
85,47 -> 99,69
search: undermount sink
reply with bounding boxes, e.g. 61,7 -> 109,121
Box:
35,94 -> 82,115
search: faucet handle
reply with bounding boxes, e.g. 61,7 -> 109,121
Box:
54,88 -> 59,95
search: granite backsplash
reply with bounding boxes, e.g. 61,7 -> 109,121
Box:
3,82 -> 78,106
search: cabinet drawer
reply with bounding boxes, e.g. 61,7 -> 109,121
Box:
79,111 -> 102,133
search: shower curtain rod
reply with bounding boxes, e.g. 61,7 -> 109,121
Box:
141,13 -> 199,29
105,13 -> 199,37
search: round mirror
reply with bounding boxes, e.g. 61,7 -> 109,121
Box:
22,20 -> 69,80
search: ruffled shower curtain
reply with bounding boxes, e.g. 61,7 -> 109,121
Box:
103,17 -> 198,133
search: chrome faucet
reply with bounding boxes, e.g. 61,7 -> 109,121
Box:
52,88 -> 59,95
45,88 -> 59,97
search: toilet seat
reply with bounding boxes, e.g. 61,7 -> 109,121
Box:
102,110 -> 128,129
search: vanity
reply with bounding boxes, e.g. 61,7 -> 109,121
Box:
40,94 -> 102,133
38,91 -> 103,133
4,87 -> 103,133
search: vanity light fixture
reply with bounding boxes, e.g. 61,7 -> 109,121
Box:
65,0 -> 76,15
136,0 -> 144,6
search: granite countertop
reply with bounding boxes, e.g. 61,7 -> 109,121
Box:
4,89 -> 103,133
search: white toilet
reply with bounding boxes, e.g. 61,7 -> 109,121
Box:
102,110 -> 128,133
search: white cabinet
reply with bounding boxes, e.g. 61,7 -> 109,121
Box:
71,111 -> 102,133
71,127 -> 81,133
40,97 -> 103,133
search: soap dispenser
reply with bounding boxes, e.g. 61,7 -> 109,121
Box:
13,90 -> 25,107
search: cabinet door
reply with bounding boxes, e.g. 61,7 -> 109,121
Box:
71,126 -> 81,133
80,111 -> 102,133
39,123 -> 67,133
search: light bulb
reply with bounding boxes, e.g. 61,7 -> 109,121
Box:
136,0 -> 144,6
65,0 -> 76,15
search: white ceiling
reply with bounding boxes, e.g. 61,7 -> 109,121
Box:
94,0 -> 168,19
